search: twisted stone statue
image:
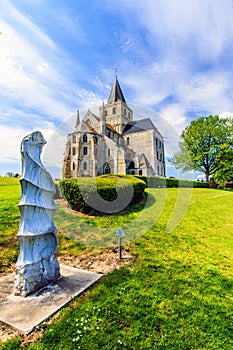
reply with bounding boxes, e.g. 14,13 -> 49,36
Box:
15,131 -> 60,297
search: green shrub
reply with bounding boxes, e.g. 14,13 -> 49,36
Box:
59,175 -> 146,214
192,180 -> 209,188
134,175 -> 209,188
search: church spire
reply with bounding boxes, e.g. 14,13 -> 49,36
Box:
108,77 -> 126,104
101,102 -> 106,135
75,110 -> 80,128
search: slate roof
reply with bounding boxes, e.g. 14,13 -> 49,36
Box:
108,77 -> 126,104
123,118 -> 156,134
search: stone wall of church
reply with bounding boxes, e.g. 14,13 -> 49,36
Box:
124,129 -> 165,176
124,129 -> 155,172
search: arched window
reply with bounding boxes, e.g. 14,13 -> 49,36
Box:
72,134 -> 76,143
112,107 -> 116,114
126,137 -> 130,145
108,148 -> 111,157
83,161 -> 88,171
82,134 -> 87,143
72,162 -> 75,171
128,161 -> 135,169
139,169 -> 143,175
104,163 -> 111,174
83,146 -> 88,155
72,147 -> 76,156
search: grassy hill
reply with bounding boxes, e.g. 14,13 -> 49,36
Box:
0,177 -> 233,349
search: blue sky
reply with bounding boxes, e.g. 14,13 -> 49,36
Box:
1,0 -> 233,178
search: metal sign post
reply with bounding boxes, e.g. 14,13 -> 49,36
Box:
115,229 -> 125,259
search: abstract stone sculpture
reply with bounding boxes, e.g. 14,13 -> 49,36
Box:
15,131 -> 60,297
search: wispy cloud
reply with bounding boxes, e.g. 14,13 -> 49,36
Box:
177,72 -> 233,114
54,10 -> 88,43
0,122 -> 54,167
0,1 -> 101,123
1,0 -> 57,50
159,104 -> 187,133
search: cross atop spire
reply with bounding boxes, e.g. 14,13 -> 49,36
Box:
107,77 -> 126,104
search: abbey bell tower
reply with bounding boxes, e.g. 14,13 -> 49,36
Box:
99,76 -> 133,134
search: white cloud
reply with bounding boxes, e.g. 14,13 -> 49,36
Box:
120,0 -> 233,61
0,125 -> 28,164
159,104 -> 187,133
0,19 -> 77,117
219,112 -> 233,119
177,72 -> 233,114
0,121 -> 56,159
54,11 -> 87,43
1,0 -> 57,51
122,60 -> 184,106
77,89 -> 103,109
0,2 -> 96,122
114,0 -> 233,118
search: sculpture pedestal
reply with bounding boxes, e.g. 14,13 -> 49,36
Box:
0,265 -> 102,334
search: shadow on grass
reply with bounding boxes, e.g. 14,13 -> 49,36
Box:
54,191 -> 158,248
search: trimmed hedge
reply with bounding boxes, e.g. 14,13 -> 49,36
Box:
59,175 -> 146,214
134,176 -> 209,188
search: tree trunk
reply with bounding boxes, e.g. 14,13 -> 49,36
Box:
205,172 -> 209,182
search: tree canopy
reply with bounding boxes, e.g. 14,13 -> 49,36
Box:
170,115 -> 233,182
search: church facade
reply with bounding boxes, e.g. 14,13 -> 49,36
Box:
62,77 -> 166,178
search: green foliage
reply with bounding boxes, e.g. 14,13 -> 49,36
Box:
135,175 -> 209,188
60,175 -> 146,214
0,337 -> 21,350
212,141 -> 233,185
170,115 -> 233,182
5,172 -> 16,178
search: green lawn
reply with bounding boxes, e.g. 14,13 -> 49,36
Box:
0,178 -> 233,349
0,177 -> 20,274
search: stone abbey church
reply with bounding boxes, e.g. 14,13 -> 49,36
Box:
62,77 -> 166,178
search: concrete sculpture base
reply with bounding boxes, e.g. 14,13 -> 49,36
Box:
0,265 -> 102,334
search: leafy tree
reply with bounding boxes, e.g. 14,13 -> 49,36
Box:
170,115 -> 233,182
5,171 -> 15,178
213,141 -> 233,185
